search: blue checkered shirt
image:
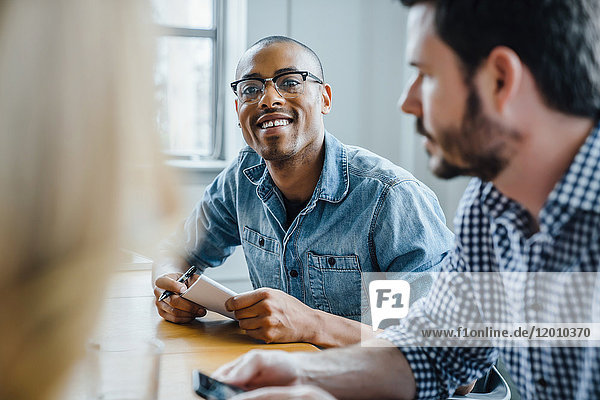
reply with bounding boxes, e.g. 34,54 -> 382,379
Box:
379,122 -> 600,399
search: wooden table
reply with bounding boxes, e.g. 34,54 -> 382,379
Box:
64,270 -> 317,399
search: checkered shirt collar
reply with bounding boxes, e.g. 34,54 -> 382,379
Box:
479,121 -> 600,235
544,121 -> 600,214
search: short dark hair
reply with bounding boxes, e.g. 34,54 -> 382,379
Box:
400,0 -> 600,119
249,35 -> 325,81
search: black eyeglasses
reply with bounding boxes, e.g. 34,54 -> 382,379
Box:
230,71 -> 323,104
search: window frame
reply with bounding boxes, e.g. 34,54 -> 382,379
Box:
155,0 -> 226,161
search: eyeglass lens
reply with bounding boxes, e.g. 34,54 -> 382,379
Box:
236,73 -> 305,103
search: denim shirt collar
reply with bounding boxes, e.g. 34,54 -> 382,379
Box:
242,130 -> 349,205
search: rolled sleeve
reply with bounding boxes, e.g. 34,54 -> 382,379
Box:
377,252 -> 498,399
378,324 -> 447,399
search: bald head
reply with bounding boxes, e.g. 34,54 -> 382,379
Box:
235,36 -> 324,81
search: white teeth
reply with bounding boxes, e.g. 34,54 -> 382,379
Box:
261,119 -> 290,129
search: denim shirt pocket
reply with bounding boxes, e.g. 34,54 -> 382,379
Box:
307,252 -> 365,320
242,226 -> 281,289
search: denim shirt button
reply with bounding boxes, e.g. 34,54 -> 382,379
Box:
258,237 -> 265,247
327,257 -> 336,266
289,269 -> 299,278
537,377 -> 548,388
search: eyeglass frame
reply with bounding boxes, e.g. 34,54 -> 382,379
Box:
230,70 -> 324,104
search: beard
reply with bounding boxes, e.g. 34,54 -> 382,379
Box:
256,133 -> 299,162
417,87 -> 521,181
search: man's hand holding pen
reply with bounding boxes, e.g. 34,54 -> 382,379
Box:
153,268 -> 207,324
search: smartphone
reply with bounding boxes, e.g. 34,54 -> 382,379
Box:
192,370 -> 246,400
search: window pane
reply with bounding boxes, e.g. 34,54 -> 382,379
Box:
152,0 -> 213,29
155,37 -> 213,155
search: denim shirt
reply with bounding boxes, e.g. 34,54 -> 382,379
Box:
173,131 -> 454,320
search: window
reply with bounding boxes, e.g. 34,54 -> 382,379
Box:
152,0 -> 224,159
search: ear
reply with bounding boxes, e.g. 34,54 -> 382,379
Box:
483,46 -> 523,113
321,84 -> 332,115
235,98 -> 239,114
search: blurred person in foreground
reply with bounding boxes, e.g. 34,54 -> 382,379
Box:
211,0 -> 600,399
0,1 -> 176,399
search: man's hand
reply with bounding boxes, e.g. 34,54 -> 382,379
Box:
213,349 -> 305,389
214,341 -> 416,399
230,386 -> 337,400
153,272 -> 207,323
225,288 -> 317,343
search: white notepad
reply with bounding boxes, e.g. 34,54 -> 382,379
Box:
181,275 -> 238,319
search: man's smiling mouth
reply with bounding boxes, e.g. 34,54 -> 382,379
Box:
256,112 -> 294,130
260,119 -> 291,129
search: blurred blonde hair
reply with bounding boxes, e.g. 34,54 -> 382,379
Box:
0,1 -> 177,399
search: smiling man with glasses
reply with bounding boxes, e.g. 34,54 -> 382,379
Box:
152,36 -> 453,348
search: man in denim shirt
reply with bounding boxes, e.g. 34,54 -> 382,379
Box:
153,36 -> 453,347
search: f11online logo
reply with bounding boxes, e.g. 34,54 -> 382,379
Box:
369,280 -> 410,331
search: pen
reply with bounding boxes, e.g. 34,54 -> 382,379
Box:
158,265 -> 197,302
